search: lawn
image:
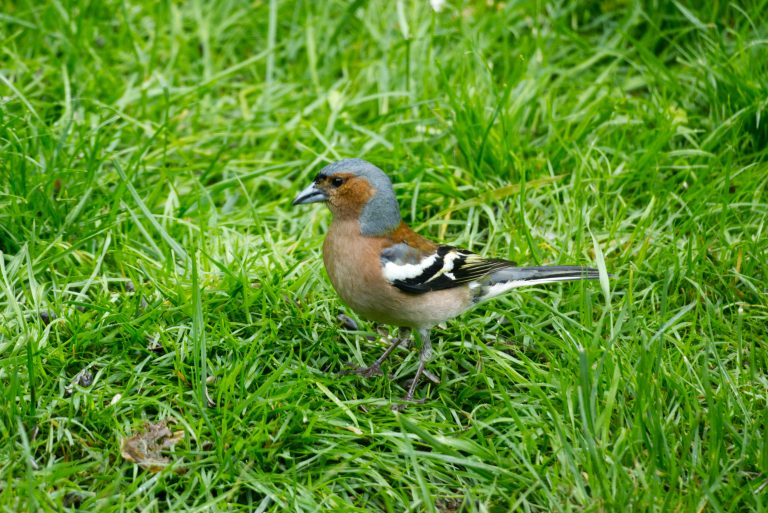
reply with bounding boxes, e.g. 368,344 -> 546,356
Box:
1,0 -> 767,511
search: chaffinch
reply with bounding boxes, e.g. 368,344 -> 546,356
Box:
293,159 -> 599,407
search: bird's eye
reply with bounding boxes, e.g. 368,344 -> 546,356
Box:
331,177 -> 344,188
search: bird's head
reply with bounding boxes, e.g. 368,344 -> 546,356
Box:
292,159 -> 401,235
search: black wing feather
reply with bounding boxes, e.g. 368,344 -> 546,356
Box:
387,245 -> 512,294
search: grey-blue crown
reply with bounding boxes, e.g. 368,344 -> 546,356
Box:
318,159 -> 401,235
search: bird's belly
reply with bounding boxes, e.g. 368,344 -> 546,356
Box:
322,232 -> 470,328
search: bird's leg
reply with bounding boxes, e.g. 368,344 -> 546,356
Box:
340,328 -> 407,378
393,328 -> 434,410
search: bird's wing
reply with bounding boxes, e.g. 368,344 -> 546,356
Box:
380,243 -> 511,293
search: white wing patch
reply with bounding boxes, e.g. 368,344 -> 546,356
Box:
424,250 -> 463,283
382,253 -> 438,282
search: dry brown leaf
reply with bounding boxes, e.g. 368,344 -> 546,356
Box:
120,421 -> 185,473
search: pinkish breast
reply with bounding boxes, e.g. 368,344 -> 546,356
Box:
322,219 -> 471,328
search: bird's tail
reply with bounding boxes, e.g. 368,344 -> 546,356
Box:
472,265 -> 600,303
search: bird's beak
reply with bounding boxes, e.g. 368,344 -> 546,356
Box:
292,182 -> 328,206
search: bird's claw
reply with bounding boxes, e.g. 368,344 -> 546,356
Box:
390,395 -> 427,411
403,373 -> 440,388
338,362 -> 383,378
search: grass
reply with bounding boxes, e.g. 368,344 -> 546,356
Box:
1,0 -> 767,511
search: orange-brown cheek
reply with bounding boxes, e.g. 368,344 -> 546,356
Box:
328,180 -> 374,218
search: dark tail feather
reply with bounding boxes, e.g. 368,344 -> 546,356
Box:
474,266 -> 601,302
491,265 -> 600,284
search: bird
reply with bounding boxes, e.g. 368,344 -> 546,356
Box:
293,158 -> 601,408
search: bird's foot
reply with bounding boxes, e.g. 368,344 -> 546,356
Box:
339,362 -> 383,378
403,371 -> 440,388
391,373 -> 438,411
390,396 -> 427,412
